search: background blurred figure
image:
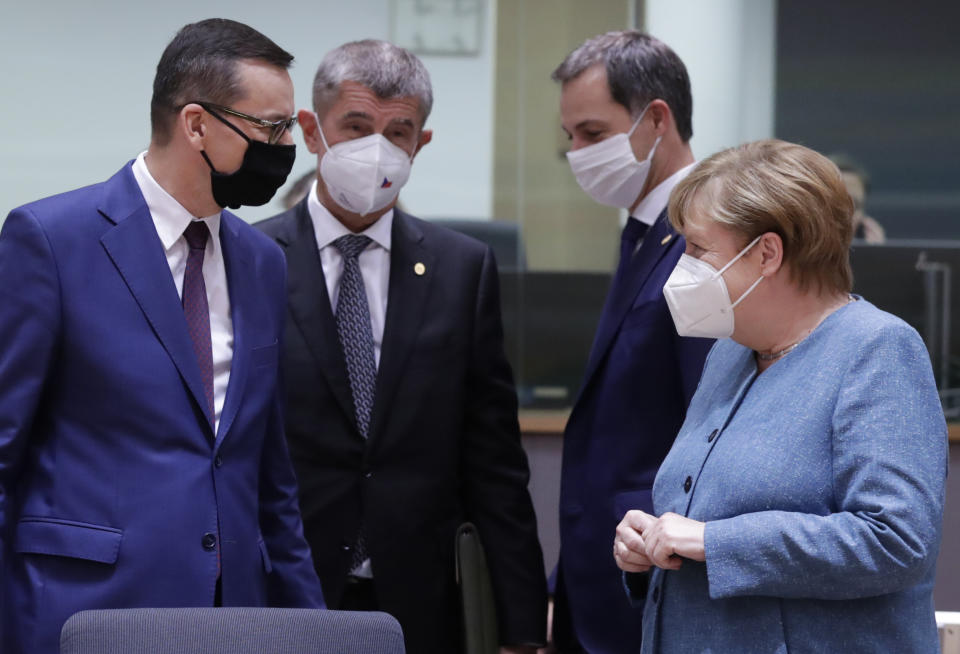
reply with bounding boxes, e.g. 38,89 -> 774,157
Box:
257,40 -> 547,653
831,153 -> 886,243
281,169 -> 317,210
0,19 -> 324,654
550,30 -> 713,653
615,139 -> 946,653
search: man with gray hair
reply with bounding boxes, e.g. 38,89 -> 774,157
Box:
549,31 -> 712,652
257,40 -> 547,653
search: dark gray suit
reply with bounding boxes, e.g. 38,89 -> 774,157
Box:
257,201 -> 547,653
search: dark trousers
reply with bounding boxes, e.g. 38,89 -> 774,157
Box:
552,569 -> 586,653
339,577 -> 378,611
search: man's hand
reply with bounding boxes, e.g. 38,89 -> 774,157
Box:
613,510 -> 656,573
640,511 -> 705,569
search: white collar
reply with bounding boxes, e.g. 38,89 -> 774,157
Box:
131,151 -> 221,249
631,160 -> 698,227
306,179 -> 393,252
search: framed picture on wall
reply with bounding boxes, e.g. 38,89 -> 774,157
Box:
391,0 -> 485,56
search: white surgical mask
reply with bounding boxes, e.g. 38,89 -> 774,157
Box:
566,104 -> 661,209
316,115 -> 413,216
663,235 -> 764,339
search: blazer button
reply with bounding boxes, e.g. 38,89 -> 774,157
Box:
707,429 -> 718,443
214,455 -> 223,468
363,471 -> 373,479
652,586 -> 660,604
341,544 -> 352,552
201,533 -> 217,551
683,476 -> 692,493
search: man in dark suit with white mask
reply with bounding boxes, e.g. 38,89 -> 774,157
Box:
257,39 -> 547,654
550,30 -> 714,653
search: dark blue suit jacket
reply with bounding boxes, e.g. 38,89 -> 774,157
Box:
555,209 -> 712,653
0,163 -> 324,654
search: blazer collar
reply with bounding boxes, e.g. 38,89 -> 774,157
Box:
280,199 -> 358,430
214,213 -> 252,446
98,163 -> 216,440
366,210 -> 435,443
579,208 -> 679,393
278,205 -> 437,445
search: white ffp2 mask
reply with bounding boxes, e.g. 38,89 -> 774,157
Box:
316,116 -> 413,216
663,235 -> 764,339
566,104 -> 661,209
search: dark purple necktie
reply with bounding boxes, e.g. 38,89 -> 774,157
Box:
182,221 -> 215,426
588,218 -> 651,367
616,217 -> 649,278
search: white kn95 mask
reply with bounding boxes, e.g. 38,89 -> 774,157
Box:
663,234 -> 764,339
316,115 -> 413,216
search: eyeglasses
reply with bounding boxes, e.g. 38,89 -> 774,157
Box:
195,101 -> 297,144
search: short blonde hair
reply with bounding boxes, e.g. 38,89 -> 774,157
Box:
669,139 -> 855,294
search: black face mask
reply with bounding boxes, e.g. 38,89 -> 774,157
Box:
200,111 -> 295,209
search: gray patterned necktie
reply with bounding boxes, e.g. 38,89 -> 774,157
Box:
333,234 -> 377,439
333,234 -> 376,575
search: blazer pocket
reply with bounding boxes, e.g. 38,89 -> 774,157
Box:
258,537 -> 273,574
613,488 -> 653,521
14,516 -> 123,564
251,341 -> 279,369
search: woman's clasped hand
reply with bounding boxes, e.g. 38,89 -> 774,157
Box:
614,510 -> 705,573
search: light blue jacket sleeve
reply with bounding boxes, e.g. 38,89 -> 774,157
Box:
704,321 -> 947,600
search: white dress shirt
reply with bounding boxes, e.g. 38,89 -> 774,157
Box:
308,181 -> 391,579
307,180 -> 392,368
132,152 -> 233,432
631,160 -> 698,228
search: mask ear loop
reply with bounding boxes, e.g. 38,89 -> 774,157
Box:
717,234 -> 766,310
730,276 -> 764,309
199,106 -> 253,173
314,113 -> 334,155
627,101 -> 662,163
714,234 -> 764,279
627,102 -> 652,137
203,107 -> 253,143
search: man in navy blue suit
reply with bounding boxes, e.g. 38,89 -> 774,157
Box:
550,31 -> 713,653
0,19 -> 324,654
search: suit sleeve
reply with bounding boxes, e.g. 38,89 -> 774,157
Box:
461,246 -> 548,647
257,256 -> 326,608
703,324 -> 947,600
0,208 -> 62,630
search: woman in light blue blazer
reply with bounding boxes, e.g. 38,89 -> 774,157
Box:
613,139 -> 947,653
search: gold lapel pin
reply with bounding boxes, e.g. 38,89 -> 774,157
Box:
660,234 -> 673,245
414,262 -> 426,276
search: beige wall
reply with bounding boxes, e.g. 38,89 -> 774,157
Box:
493,0 -> 634,272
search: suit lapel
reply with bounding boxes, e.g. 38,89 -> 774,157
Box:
580,209 -> 678,390
98,164 -> 214,439
367,210 -> 435,443
214,214 -> 251,446
279,201 -> 357,429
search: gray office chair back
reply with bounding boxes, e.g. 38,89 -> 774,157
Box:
60,607 -> 405,654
